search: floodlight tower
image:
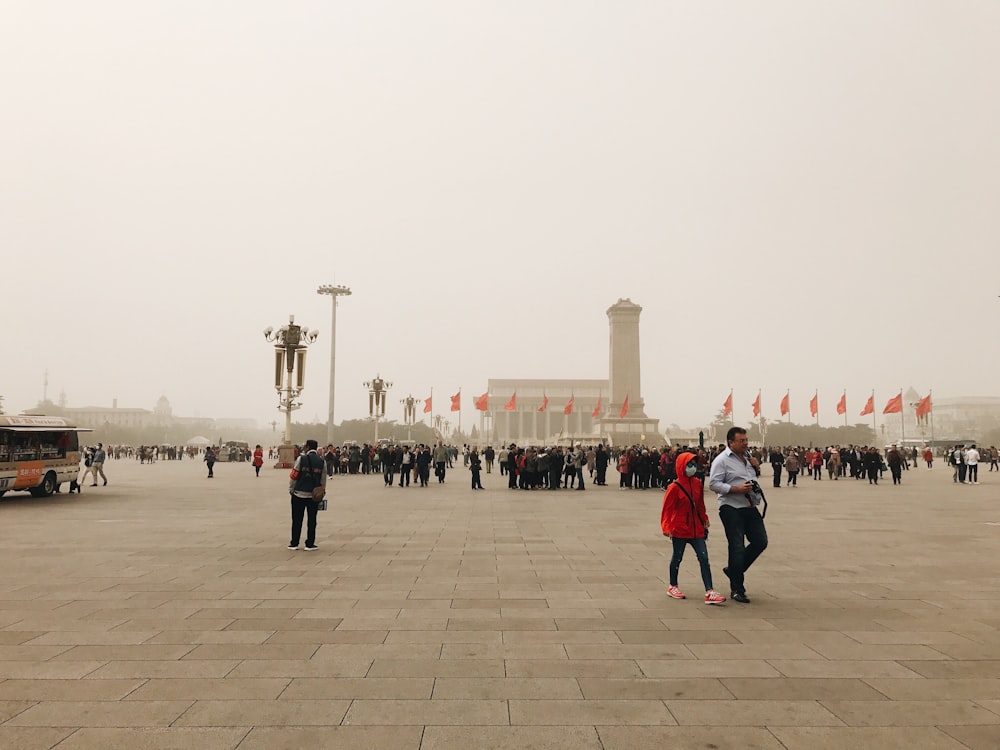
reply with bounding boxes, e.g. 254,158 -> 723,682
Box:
317,284 -> 352,446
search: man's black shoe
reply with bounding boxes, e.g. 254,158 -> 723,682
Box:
731,592 -> 750,604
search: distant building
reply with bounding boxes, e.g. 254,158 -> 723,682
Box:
477,299 -> 660,446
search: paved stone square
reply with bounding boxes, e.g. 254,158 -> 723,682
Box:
1,456 -> 998,749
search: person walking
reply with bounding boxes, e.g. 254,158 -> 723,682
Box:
398,446 -> 412,487
252,444 -> 264,477
768,447 -> 784,488
887,445 -> 903,485
573,446 -> 587,490
709,427 -> 768,604
469,449 -> 484,489
288,439 -> 326,551
204,447 -> 216,478
91,443 -> 108,486
783,450 -> 800,487
433,442 -> 449,483
661,451 -> 726,605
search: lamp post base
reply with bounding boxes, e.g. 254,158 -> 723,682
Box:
274,444 -> 296,469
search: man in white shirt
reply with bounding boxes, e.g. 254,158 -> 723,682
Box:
965,445 -> 981,484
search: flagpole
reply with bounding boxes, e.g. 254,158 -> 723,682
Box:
430,387 -> 434,437
871,389 -> 876,443
786,389 -> 791,445
899,386 -> 904,447
730,388 -> 734,428
815,389 -> 819,427
929,390 -> 935,448
843,389 -> 847,428
458,388 -> 462,439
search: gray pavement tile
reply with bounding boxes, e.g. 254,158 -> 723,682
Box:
52,645 -> 195,661
0,679 -> 143,701
597,726 -> 787,750
897,660 -> 1000,678
720,677 -> 888,701
0,727 -> 76,750
940,725 -> 1000,750
343,698 -> 509,725
666,698 -> 845,726
509,698 -> 676,725
174,698 -> 350,726
864,677 -> 1000,700
6,700 -> 192,727
366,658 -> 505,678
237,726 -> 423,750
282,677 -> 433,699
85,660 -> 242,679
637,660 -> 781,678
440,643 -> 567,660
0,661 -> 109,679
767,660 -> 923,678
820,699 -> 1000,726
421,726 -> 601,750
769,726 -> 971,749
505,659 -> 643,678
431,677 -> 583,699
126,677 -> 291,700
577,677 -> 733,700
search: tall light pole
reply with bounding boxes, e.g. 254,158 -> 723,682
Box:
364,375 -> 392,444
264,315 -> 318,467
401,394 -> 417,443
316,284 -> 351,446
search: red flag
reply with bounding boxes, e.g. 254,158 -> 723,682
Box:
860,395 -> 874,416
751,392 -> 761,418
836,392 -> 847,415
619,395 -> 630,419
450,391 -> 461,412
423,396 -> 432,414
809,392 -> 818,418
504,393 -> 517,411
915,394 -> 932,418
474,392 -> 489,411
591,397 -> 602,419
779,392 -> 789,416
563,396 -> 574,416
883,393 -> 903,414
538,395 -> 548,413
722,391 -> 733,417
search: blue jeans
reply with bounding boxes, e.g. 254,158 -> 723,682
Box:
719,505 -> 768,595
670,537 -> 713,590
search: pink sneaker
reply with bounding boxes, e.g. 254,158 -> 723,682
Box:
667,586 -> 685,599
704,590 -> 726,605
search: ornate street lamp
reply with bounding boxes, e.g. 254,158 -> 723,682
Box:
264,315 -> 318,467
316,284 -> 351,446
400,394 -> 417,443
364,375 -> 392,443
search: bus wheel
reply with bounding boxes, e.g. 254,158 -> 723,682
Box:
30,472 -> 58,498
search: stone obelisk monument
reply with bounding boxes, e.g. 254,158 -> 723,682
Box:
602,298 -> 658,444
607,298 -> 648,418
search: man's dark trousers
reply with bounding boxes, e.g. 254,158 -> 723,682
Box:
771,463 -> 782,488
719,505 -> 768,596
290,494 -> 318,547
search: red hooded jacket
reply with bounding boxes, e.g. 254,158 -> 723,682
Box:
660,451 -> 709,539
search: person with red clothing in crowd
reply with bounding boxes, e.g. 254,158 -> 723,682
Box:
618,449 -> 632,490
661,451 -> 726,605
810,448 -> 824,480
252,444 -> 264,477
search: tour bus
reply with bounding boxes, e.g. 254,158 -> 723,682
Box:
0,416 -> 90,498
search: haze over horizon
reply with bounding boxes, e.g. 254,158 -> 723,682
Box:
4,2 -> 998,433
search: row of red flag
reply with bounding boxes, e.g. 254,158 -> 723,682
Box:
422,392 -> 630,418
723,391 -> 933,418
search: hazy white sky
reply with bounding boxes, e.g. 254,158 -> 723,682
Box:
4,1 -> 999,432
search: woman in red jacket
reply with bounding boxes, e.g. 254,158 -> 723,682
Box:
660,451 -> 726,604
252,444 -> 264,477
